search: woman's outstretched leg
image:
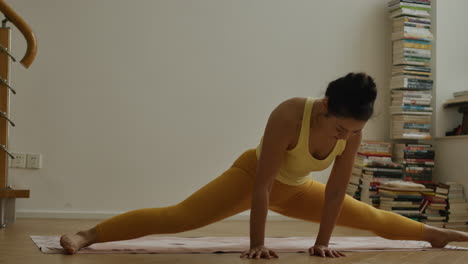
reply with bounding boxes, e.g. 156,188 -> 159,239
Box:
269,179 -> 468,247
60,149 -> 258,254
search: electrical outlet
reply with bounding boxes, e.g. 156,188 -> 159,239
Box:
10,153 -> 27,168
26,153 -> 42,169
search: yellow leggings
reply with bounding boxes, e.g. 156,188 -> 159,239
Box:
95,149 -> 426,243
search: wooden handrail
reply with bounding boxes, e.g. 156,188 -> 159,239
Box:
0,0 -> 37,68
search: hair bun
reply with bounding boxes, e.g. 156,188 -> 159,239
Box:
325,72 -> 377,120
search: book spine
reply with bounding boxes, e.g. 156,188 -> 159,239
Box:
394,81 -> 433,89
400,105 -> 433,110
403,124 -> 431,129
399,22 -> 431,28
402,16 -> 431,24
398,52 -> 431,58
394,47 -> 431,55
390,8 -> 431,18
394,40 -> 432,49
401,56 -> 432,61
392,33 -> 433,42
393,101 -> 431,106
389,0 -> 431,7
398,5 -> 431,11
400,26 -> 432,33
392,90 -> 432,94
392,60 -> 430,67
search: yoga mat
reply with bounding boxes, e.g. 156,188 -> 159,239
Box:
30,236 -> 468,254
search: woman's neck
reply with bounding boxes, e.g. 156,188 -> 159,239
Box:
311,99 -> 326,130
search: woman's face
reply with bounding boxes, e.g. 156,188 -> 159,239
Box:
326,115 -> 367,140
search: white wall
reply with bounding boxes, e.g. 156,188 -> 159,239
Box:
433,0 -> 468,190
7,0 -> 392,219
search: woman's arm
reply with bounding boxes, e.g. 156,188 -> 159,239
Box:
250,99 -> 297,248
315,132 -> 362,246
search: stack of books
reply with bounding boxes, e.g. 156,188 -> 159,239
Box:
388,0 -> 433,140
454,90 -> 468,98
443,90 -> 468,107
419,182 -> 449,227
378,182 -> 432,222
393,143 -> 434,183
347,170 -> 361,200
389,0 -> 431,20
349,140 -> 403,207
391,108 -> 432,139
445,182 -> 468,229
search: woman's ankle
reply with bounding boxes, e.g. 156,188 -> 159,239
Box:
78,227 -> 99,244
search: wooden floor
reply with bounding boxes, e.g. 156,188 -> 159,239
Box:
1,218 -> 468,263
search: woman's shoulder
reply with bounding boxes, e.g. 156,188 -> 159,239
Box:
266,97 -> 307,150
275,97 -> 307,121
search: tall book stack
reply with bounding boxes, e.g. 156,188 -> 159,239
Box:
391,91 -> 432,139
388,0 -> 433,140
445,182 -> 468,229
349,140 -> 403,207
393,143 -> 434,183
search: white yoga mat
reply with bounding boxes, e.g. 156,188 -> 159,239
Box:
30,236 -> 468,254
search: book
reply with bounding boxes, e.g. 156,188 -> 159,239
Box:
392,134 -> 431,140
453,90 -> 468,97
392,31 -> 433,42
393,47 -> 431,56
392,65 -> 431,72
392,15 -> 431,25
389,7 -> 431,18
391,105 -> 433,111
379,186 -> 432,192
393,22 -> 430,30
392,59 -> 430,67
388,0 -> 431,7
390,77 -> 433,89
393,39 -> 431,50
392,100 -> 432,106
392,93 -> 432,99
392,71 -> 431,77
393,26 -> 433,36
392,89 -> 432,94
394,50 -> 431,58
394,123 -> 431,130
389,2 -> 432,12
393,55 -> 431,63
392,113 -> 432,117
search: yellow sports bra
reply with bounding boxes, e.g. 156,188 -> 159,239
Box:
255,97 -> 347,186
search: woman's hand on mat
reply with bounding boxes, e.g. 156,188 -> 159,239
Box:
309,244 -> 346,258
240,245 -> 279,259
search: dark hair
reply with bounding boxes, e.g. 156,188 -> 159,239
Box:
325,72 -> 377,121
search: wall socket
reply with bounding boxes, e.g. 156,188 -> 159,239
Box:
10,152 -> 42,169
10,153 -> 27,168
26,153 -> 42,169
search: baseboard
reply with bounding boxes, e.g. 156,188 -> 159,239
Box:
16,210 -> 298,221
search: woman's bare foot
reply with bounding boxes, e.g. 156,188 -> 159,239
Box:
423,224 -> 468,248
60,227 -> 98,255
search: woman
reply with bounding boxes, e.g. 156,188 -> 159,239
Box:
60,73 -> 468,259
